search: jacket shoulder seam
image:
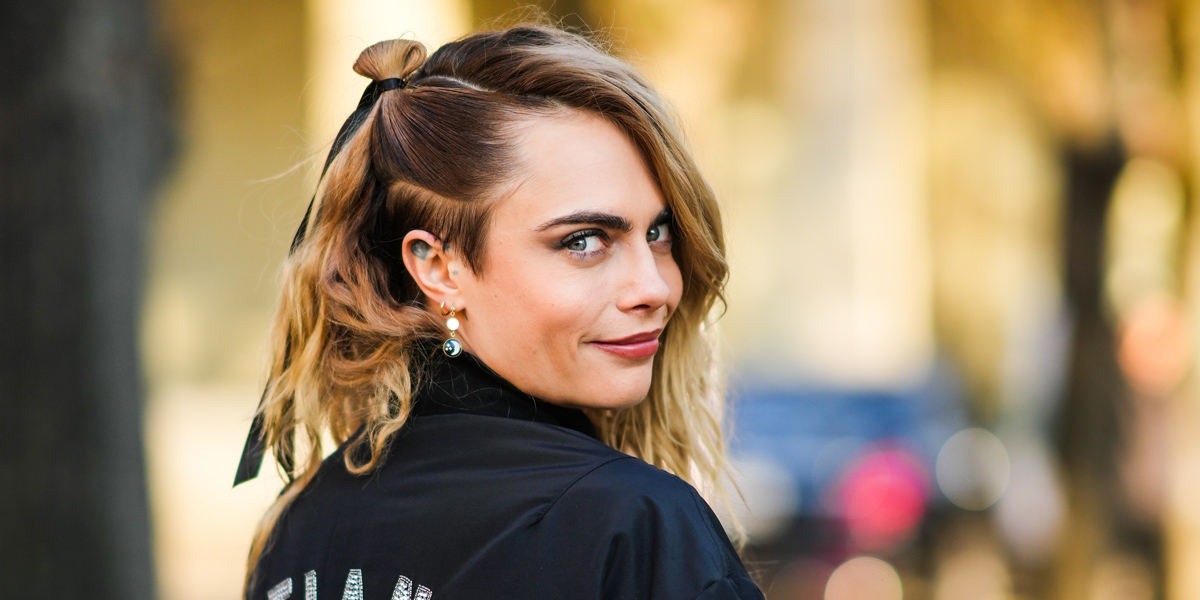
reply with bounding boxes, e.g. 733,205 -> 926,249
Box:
533,455 -> 637,524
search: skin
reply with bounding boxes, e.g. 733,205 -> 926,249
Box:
400,110 -> 683,409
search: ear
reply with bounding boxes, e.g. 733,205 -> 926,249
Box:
401,229 -> 469,311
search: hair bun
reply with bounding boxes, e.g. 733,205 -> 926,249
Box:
353,38 -> 427,83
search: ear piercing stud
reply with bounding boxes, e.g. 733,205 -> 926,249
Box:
440,302 -> 462,357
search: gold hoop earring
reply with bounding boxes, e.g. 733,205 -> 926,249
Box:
440,303 -> 462,357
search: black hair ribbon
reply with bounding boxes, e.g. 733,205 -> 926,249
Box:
232,76 -> 406,487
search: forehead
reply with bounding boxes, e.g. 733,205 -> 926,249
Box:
496,111 -> 665,226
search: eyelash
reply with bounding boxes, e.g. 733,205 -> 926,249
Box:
558,221 -> 674,259
560,229 -> 608,257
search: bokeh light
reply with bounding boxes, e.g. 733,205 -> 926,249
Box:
1117,292 -> 1190,396
825,556 -> 904,600
837,448 -> 929,550
936,428 -> 1010,510
725,456 -> 800,543
993,437 -> 1066,565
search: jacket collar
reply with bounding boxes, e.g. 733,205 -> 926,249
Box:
410,341 -> 599,440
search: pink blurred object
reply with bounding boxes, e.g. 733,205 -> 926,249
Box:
837,447 -> 930,551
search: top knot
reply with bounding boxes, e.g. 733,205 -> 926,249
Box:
353,38 -> 427,84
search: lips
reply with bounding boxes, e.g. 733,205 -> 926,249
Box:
590,328 -> 662,360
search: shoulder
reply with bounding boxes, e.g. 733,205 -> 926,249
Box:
543,455 -> 712,524
541,457 -> 727,551
530,458 -> 765,599
536,456 -> 760,596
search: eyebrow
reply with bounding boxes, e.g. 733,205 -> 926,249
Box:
535,208 -> 672,233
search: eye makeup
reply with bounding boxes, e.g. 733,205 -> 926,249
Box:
558,228 -> 608,257
549,207 -> 674,258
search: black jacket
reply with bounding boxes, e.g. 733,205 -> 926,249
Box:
247,347 -> 764,600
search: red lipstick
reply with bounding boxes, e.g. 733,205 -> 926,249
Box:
590,328 -> 662,360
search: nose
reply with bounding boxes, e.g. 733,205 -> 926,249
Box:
616,241 -> 672,314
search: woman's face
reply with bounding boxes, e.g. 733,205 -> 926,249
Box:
402,111 -> 683,409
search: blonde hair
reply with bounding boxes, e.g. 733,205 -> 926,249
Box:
246,23 -> 735,591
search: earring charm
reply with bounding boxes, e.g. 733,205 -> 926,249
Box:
440,302 -> 462,357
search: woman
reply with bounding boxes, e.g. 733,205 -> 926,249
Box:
236,23 -> 764,600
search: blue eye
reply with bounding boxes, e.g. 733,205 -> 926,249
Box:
567,235 -> 603,252
647,222 -> 672,243
561,229 -> 607,255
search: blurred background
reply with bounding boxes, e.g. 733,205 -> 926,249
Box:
4,0 -> 1200,598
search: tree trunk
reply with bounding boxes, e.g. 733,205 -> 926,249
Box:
0,0 -> 173,598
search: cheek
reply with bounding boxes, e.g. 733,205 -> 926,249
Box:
469,256 -> 602,354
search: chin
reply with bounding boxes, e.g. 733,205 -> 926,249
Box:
577,364 -> 655,409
